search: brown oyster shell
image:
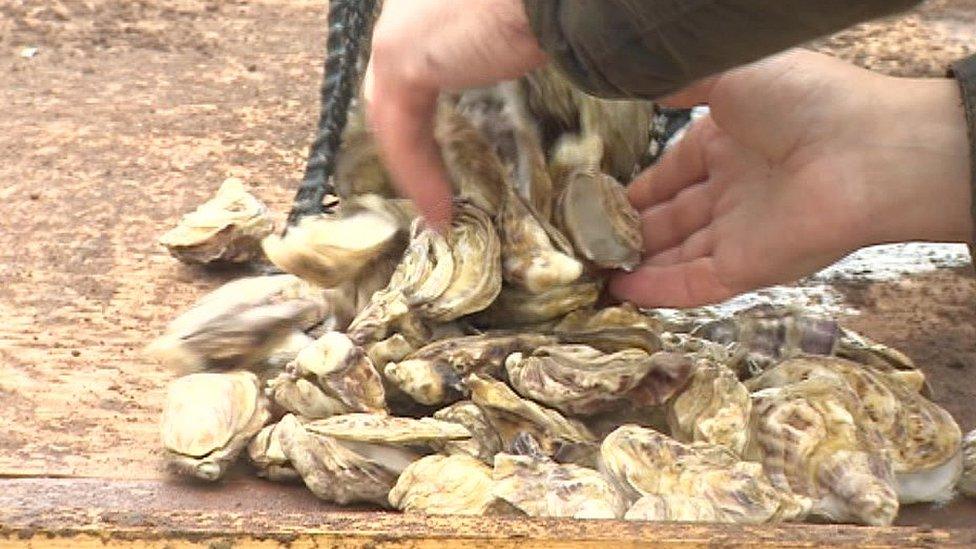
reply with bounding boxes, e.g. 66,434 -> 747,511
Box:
431,400 -> 504,464
472,280 -> 602,328
159,178 -> 274,264
388,454 -> 504,515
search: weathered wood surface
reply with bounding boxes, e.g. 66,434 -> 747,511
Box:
1,0 -> 976,546
2,478 -> 975,548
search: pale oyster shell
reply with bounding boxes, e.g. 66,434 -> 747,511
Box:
473,280 -> 602,328
266,331 -> 386,419
388,454 -> 504,515
555,168 -> 642,270
467,374 -> 595,455
493,450 -> 626,519
666,355 -> 751,455
431,400 -> 504,464
960,429 -> 976,498
384,333 -> 557,406
600,426 -> 809,524
146,274 -> 330,373
161,371 -> 271,481
247,420 -> 300,482
262,195 -> 407,288
555,303 -> 662,333
747,356 -> 961,504
498,186 -> 582,294
366,333 -> 417,368
505,344 -> 656,416
159,178 -> 274,264
744,377 -> 898,526
624,494 -> 724,522
277,413 -> 469,506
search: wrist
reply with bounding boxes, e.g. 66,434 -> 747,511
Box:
861,76 -> 973,245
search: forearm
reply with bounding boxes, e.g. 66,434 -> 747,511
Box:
523,0 -> 921,100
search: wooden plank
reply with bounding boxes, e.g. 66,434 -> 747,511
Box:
1,478 -> 974,548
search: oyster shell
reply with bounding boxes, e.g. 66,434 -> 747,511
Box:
146,274 -> 329,373
266,331 -> 386,419
555,168 -> 642,270
555,303 -> 662,333
262,331 -> 314,374
467,374 -> 595,455
666,356 -> 751,454
493,435 -> 626,519
335,105 -> 396,199
383,333 -> 557,406
262,195 -> 407,288
746,356 -> 962,504
366,333 -> 417,367
431,400 -> 504,464
505,344 -> 657,416
744,377 -> 898,526
388,454 -> 503,515
600,426 -> 809,524
159,178 -> 274,264
498,187 -> 582,294
473,280 -> 602,328
624,494 -> 723,522
960,429 -> 976,498
278,413 -> 470,506
161,371 -> 271,481
247,420 -> 300,482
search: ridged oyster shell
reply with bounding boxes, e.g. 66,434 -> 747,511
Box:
247,420 -> 300,482
747,356 -> 961,504
276,413 -> 469,506
600,425 -> 809,524
159,178 -> 274,264
266,331 -> 386,419
431,400 -> 504,464
666,355 -> 751,455
467,374 -> 595,455
745,377 -> 898,526
161,371 -> 271,481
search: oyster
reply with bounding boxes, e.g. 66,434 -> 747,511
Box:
146,274 -> 330,373
247,420 -> 300,482
497,187 -> 582,294
493,434 -> 626,519
473,280 -> 602,328
261,195 -> 406,288
467,374 -> 595,455
277,413 -> 470,506
744,377 -> 898,526
961,429 -> 976,498
161,371 -> 271,481
600,426 -> 809,524
624,494 -> 723,522
366,333 -> 417,367
266,331 -> 386,419
388,454 -> 503,515
505,344 -> 657,416
746,356 -> 962,504
666,356 -> 751,454
159,178 -> 274,264
383,333 -> 557,406
555,168 -> 642,270
335,105 -> 396,199
431,400 -> 504,464
555,303 -> 662,333
262,331 -> 314,373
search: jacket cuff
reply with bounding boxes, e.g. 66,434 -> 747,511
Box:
947,54 -> 976,263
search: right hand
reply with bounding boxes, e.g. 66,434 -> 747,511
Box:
364,0 -> 548,229
611,50 -> 973,308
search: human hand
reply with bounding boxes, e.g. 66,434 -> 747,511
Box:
364,0 -> 548,229
610,50 -> 973,308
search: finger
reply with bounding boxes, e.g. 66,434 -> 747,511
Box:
658,76 -> 718,108
608,256 -> 736,309
644,226 -> 715,268
639,182 -> 714,254
628,117 -> 713,211
366,81 -> 453,230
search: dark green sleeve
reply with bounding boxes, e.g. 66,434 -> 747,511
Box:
522,0 -> 921,99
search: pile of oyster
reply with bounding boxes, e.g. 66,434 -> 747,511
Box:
150,66 -> 975,526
